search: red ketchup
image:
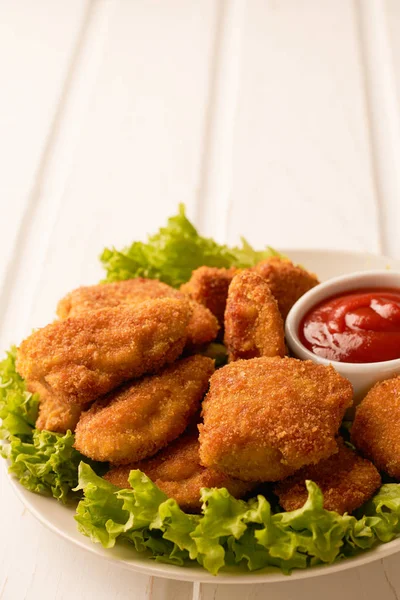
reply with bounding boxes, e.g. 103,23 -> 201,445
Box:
299,288 -> 400,363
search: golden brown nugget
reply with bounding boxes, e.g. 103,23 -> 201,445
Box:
17,299 -> 191,406
224,271 -> 286,361
184,301 -> 219,349
352,376 -> 400,478
199,357 -> 353,482
104,429 -> 254,512
57,278 -> 219,350
37,395 -> 83,433
74,356 -> 215,464
27,381 -> 84,433
252,257 -> 319,319
274,439 -> 381,514
180,266 -> 237,325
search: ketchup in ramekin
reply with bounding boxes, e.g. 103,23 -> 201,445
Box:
299,288 -> 400,363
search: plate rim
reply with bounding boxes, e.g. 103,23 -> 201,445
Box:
5,247 -> 400,584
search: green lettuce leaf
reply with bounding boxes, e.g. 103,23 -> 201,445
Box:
1,207 -> 279,503
75,463 -> 196,563
0,346 -> 39,440
100,204 -> 282,287
4,430 -> 82,502
0,347 -> 85,503
200,343 -> 228,368
75,466 -> 400,576
4,209 -> 400,576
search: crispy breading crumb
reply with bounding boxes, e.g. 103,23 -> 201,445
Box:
224,270 -> 286,361
104,428 -> 255,512
180,266 -> 237,325
352,376 -> 400,478
29,382 -> 84,433
199,357 -> 353,482
57,278 -> 219,350
74,356 -> 215,464
274,438 -> 381,514
252,257 -> 319,319
17,299 -> 191,405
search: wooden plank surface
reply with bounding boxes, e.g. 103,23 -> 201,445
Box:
197,558 -> 400,600
0,1 -> 218,599
224,0 -> 380,253
2,1 -> 400,599
0,0 -> 219,347
0,0 -> 91,289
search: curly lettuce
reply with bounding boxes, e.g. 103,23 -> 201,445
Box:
75,464 -> 400,575
0,348 -> 84,502
0,346 -> 39,440
100,204 -> 282,287
3,208 -> 400,575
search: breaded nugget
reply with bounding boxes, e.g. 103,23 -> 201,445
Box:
199,357 -> 353,482
180,266 -> 237,325
17,299 -> 191,406
252,257 -> 319,319
28,381 -> 84,433
74,356 -> 214,464
104,429 -> 254,512
274,438 -> 381,514
224,271 -> 286,361
185,301 -> 219,349
57,278 -> 218,350
352,376 -> 400,478
37,394 -> 83,433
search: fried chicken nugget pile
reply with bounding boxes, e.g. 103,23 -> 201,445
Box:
104,428 -> 255,512
180,257 -> 319,326
274,438 -> 381,514
199,357 -> 353,482
17,298 -> 191,405
252,257 -> 319,319
224,271 -> 286,361
351,376 -> 400,478
57,278 -> 219,350
75,356 -> 214,464
18,256 -> 387,517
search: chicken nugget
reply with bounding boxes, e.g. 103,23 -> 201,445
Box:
352,376 -> 400,478
27,381 -> 84,433
252,257 -> 319,319
17,298 -> 191,405
36,392 -> 83,433
57,278 -> 219,350
185,300 -> 219,350
104,429 -> 255,512
274,438 -> 381,514
56,278 -> 172,316
224,271 -> 286,361
180,266 -> 237,325
199,357 -> 353,482
74,356 -> 214,464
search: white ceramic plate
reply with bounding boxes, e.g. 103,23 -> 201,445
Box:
6,249 -> 400,584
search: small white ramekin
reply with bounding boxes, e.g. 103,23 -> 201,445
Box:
285,270 -> 400,405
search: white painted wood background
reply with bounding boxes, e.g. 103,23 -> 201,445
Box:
1,0 -> 400,598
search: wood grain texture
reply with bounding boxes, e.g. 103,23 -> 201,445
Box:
0,465 -> 152,600
224,0 -> 380,253
0,1 -> 217,599
357,0 -> 400,258
0,0 -> 91,295
1,0 -> 219,348
197,560 -> 400,600
2,0 -> 400,599
382,0 -> 400,258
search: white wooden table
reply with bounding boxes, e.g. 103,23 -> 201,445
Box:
2,1 -> 400,598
